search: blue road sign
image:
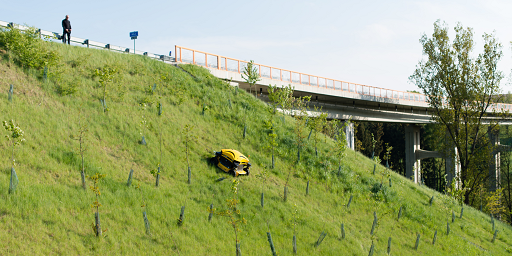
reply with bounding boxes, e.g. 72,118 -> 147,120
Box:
130,31 -> 138,37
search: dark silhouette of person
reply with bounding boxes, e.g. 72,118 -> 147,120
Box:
62,15 -> 71,44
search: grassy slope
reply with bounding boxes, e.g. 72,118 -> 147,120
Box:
0,42 -> 511,256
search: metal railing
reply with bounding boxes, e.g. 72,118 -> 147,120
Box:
175,46 -> 429,102
175,45 -> 512,112
0,20 -> 172,62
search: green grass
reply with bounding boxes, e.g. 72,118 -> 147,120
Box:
0,41 -> 511,255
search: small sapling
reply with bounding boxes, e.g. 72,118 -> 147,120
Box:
150,163 -> 161,187
347,195 -> 353,209
208,179 -> 246,256
89,173 -> 106,237
264,105 -> 278,169
266,231 -> 277,256
306,106 -> 327,158
387,237 -> 391,254
95,65 -> 118,113
3,120 -> 25,194
139,103 -> 149,145
293,96 -> 311,163
127,168 -> 134,186
368,241 -> 375,256
136,183 -> 151,235
332,119 -> 348,175
492,229 -> 498,243
370,211 -> 377,236
70,108 -> 88,189
178,205 -> 186,226
290,204 -> 299,253
208,203 -> 214,222
241,60 -> 260,95
8,84 -> 13,102
383,143 -> 393,169
315,231 -> 327,247
491,214 -> 495,231
182,124 -> 195,184
414,233 -> 421,250
370,133 -> 377,160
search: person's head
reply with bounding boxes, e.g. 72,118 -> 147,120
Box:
65,15 -> 69,20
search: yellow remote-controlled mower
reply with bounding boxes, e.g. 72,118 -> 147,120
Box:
211,149 -> 251,176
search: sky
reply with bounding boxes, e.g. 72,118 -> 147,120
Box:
2,0 -> 512,92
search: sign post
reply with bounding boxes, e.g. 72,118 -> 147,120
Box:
130,31 -> 138,54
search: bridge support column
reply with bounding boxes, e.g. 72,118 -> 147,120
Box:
488,127 -> 500,192
343,121 -> 354,150
445,142 -> 460,189
405,125 -> 421,183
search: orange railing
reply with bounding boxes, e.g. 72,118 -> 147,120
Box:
174,45 -> 512,112
175,46 -> 429,103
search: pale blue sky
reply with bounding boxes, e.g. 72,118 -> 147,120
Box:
2,0 -> 512,92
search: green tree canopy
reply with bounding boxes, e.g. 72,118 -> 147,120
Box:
241,60 -> 260,94
409,20 -> 505,204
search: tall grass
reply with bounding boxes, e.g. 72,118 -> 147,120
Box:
0,41 -> 510,255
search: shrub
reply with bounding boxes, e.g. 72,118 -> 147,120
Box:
0,26 -> 59,69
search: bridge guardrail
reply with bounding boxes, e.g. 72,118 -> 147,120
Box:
0,20 -> 172,63
175,45 -> 512,113
175,45 -> 428,103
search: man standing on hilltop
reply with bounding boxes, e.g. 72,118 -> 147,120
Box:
62,15 -> 71,45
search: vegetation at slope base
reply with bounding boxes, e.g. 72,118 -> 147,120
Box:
0,34 -> 511,255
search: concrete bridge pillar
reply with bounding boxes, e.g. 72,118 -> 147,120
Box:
488,127 -> 501,192
406,125 -> 459,187
445,140 -> 460,189
343,121 -> 354,150
405,125 -> 421,183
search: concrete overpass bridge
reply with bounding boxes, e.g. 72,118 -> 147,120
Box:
175,46 -> 511,190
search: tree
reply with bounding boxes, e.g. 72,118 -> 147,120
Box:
332,119 -> 348,174
293,96 -> 311,163
70,108 -> 88,190
138,103 -> 149,145
353,122 -> 364,158
89,173 -> 106,237
95,65 -> 118,113
409,21 -> 505,204
3,120 -> 25,194
501,126 -> 512,223
277,84 -> 295,121
182,124 -> 195,184
266,85 -> 281,169
267,85 -> 280,114
354,122 -> 383,160
241,60 -> 260,95
421,123 -> 446,192
0,25 -> 59,70
486,188 -> 506,217
307,106 -> 328,157
383,143 -> 393,169
208,178 -> 246,255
